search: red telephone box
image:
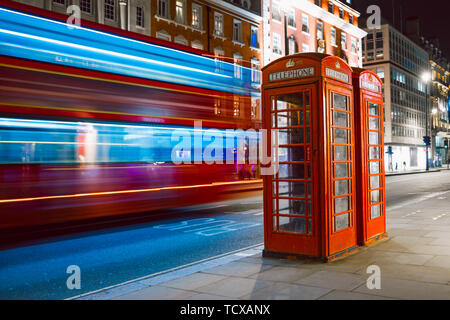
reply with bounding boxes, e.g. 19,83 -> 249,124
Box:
352,68 -> 387,245
261,53 -> 358,261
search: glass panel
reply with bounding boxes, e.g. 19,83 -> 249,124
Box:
273,215 -> 277,231
279,146 -> 304,162
304,91 -> 310,107
335,213 -> 349,231
370,175 -> 380,189
369,161 -> 380,174
305,110 -> 310,125
272,181 -> 277,197
369,131 -> 379,145
307,200 -> 312,216
370,190 -> 380,204
334,179 -> 349,196
307,182 -> 312,197
279,198 -> 306,215
279,216 -> 306,233
335,196 -> 350,213
278,163 -> 305,179
271,96 -> 276,111
369,147 -> 380,159
371,204 -> 381,219
368,102 -> 379,115
272,197 -> 277,212
334,128 -> 349,143
334,111 -> 349,127
277,111 -> 303,127
333,93 -> 347,110
307,218 -> 312,234
307,164 -> 311,179
278,128 -> 304,144
334,146 -> 349,161
306,128 -> 310,143
279,181 -> 305,198
335,163 -> 351,178
276,93 -> 302,111
368,117 -> 379,130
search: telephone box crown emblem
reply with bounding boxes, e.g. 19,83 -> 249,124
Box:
335,61 -> 340,69
286,59 -> 295,68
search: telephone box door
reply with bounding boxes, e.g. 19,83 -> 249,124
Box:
324,83 -> 357,255
264,84 -> 320,257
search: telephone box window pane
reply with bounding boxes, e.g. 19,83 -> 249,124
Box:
334,128 -> 349,143
279,181 -> 305,198
278,164 -> 305,179
307,182 -> 312,197
335,196 -> 350,213
371,204 -> 381,219
370,161 -> 380,174
273,216 -> 277,231
307,219 -> 312,234
334,111 -> 349,127
279,128 -> 304,144
370,190 -> 380,204
279,216 -> 306,233
335,213 -> 349,231
368,103 -> 379,115
304,91 -> 310,106
369,117 -> 379,130
279,146 -> 304,162
273,198 -> 277,212
307,200 -> 312,216
272,181 -> 277,197
306,128 -> 311,143
277,111 -> 303,127
307,164 -> 311,178
334,179 -> 349,196
369,132 -> 379,145
271,97 -> 276,111
334,145 -> 349,161
369,147 -> 380,159
335,163 -> 350,178
370,175 -> 380,189
277,94 -> 302,110
279,199 -> 306,215
333,93 -> 347,110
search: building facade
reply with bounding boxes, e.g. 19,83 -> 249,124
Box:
362,23 -> 430,172
262,0 -> 366,67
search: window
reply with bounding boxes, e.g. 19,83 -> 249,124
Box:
233,20 -> 242,43
331,27 -> 337,46
341,32 -> 347,51
273,33 -> 282,55
136,6 -> 144,27
214,12 -> 223,36
175,0 -> 186,24
251,26 -> 259,48
302,14 -> 309,34
302,43 -> 310,52
191,4 -> 202,29
328,2 -> 334,13
288,37 -> 297,55
80,0 -> 91,13
351,38 -> 357,53
233,53 -> 243,80
349,15 -> 353,24
104,0 -> 115,20
339,8 -> 344,19
191,40 -> 203,50
315,0 -> 322,7
288,9 -> 295,27
53,0 -> 65,5
317,21 -> 323,39
156,30 -> 171,41
158,0 -> 169,19
272,2 -> 281,21
251,58 -> 260,85
174,35 -> 188,46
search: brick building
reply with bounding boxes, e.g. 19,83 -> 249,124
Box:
262,0 -> 366,67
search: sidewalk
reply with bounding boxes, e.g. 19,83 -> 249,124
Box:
385,168 -> 443,176
76,190 -> 450,300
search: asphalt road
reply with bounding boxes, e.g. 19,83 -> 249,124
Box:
1,170 -> 449,299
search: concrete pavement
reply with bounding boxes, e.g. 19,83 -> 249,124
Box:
75,186 -> 450,300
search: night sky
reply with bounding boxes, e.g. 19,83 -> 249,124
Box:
353,0 -> 450,58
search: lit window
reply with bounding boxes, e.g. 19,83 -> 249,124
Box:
288,37 -> 297,55
273,33 -> 282,55
104,0 -> 115,20
331,27 -> 337,46
233,20 -> 242,43
272,2 -> 281,21
251,58 -> 261,85
214,12 -> 224,36
175,0 -> 186,24
234,53 -> 243,80
80,0 -> 91,13
251,26 -> 259,47
288,9 -> 295,27
136,6 -> 144,27
317,21 -> 323,40
302,14 -> 309,34
351,38 -> 357,53
191,4 -> 202,29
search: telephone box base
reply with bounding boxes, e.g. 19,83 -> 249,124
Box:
358,232 -> 388,247
262,245 -> 360,263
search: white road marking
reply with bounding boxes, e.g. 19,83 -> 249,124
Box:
432,213 -> 447,221
253,212 -> 264,216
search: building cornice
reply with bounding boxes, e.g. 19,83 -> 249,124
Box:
330,0 -> 361,17
203,0 -> 263,24
294,0 -> 367,39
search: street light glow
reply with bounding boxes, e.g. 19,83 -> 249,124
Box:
421,71 -> 431,82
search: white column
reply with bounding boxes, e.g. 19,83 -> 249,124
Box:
119,0 -> 128,30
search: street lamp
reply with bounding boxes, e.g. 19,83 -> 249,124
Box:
279,0 -> 291,56
421,71 -> 431,170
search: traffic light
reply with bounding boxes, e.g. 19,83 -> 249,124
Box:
423,136 -> 431,146
444,138 -> 448,149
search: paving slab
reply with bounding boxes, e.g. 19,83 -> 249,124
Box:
241,282 -> 332,300
295,271 -> 365,291
194,277 -> 273,298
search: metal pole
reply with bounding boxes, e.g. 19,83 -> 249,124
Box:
426,82 -> 429,171
284,13 -> 288,56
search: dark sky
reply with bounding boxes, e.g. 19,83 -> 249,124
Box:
353,0 -> 450,57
